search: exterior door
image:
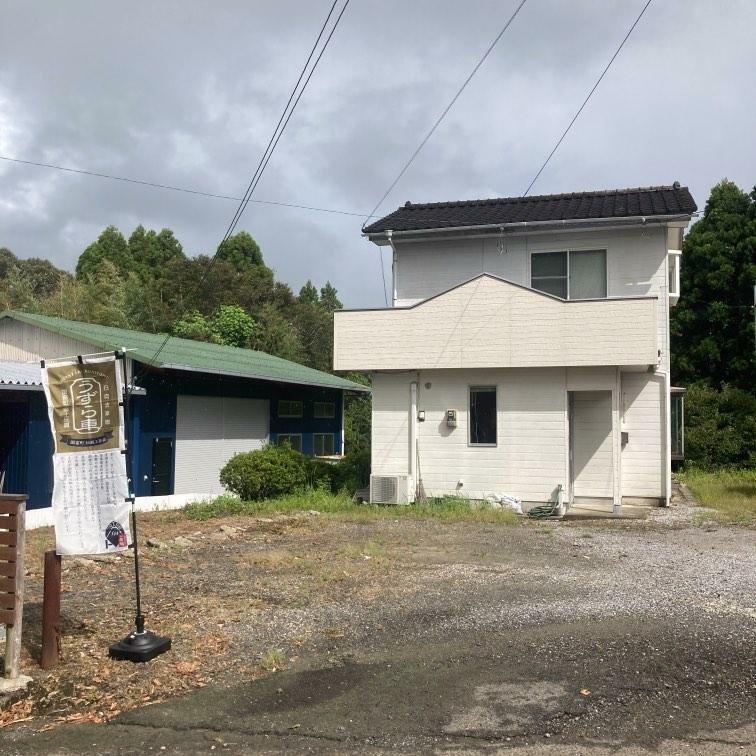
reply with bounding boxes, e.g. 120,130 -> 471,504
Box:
570,391 -> 613,498
151,437 -> 174,496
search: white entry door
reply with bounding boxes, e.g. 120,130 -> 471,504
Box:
570,391 -> 613,499
174,395 -> 269,495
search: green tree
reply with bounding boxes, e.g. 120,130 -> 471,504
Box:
0,248 -> 17,278
76,226 -> 133,280
211,305 -> 258,348
671,180 -> 756,391
173,310 -> 216,342
683,383 -> 756,468
319,281 -> 342,312
128,225 -> 185,278
299,280 -> 319,305
253,304 -> 303,362
216,231 -> 263,270
17,258 -> 68,298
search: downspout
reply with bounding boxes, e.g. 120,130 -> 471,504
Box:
386,230 -> 398,306
409,380 -> 418,503
660,247 -> 672,506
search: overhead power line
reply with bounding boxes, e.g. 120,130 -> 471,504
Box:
362,0 -> 529,304
139,0 -> 350,372
523,0 -> 653,196
0,154 -> 369,218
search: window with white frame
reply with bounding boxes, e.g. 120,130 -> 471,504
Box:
277,400 -> 303,418
469,386 -> 497,446
314,433 -> 335,456
313,401 -> 336,419
668,250 -> 681,300
531,249 -> 607,299
276,434 -> 302,452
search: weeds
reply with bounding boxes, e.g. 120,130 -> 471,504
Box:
679,468 -> 756,526
259,648 -> 286,671
185,490 -> 521,524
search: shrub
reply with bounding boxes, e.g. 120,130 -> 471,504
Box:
684,383 -> 756,469
219,444 -> 308,500
332,449 -> 371,493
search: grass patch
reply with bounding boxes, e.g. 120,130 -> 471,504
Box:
185,490 -> 521,524
678,468 -> 756,526
259,648 -> 286,671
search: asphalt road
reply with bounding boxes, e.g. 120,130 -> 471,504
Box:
5,516 -> 756,754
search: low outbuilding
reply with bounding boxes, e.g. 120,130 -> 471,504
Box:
0,311 -> 367,527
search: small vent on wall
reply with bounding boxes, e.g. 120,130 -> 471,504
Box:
370,475 -> 409,505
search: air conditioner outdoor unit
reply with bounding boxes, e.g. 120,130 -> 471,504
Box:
370,475 -> 410,505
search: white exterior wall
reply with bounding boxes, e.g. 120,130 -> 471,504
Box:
372,368 -> 568,503
371,366 -> 664,504
0,319 -> 93,362
391,226 -> 670,368
335,276 -> 658,372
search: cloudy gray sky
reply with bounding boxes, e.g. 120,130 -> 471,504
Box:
1,0 -> 754,307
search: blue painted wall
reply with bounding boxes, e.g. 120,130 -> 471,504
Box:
131,368 -> 345,496
1,366 -> 348,505
0,391 -> 54,510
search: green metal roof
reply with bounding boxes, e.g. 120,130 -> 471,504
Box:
1,311 -> 367,392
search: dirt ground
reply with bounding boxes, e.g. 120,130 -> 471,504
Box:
2,504 -> 755,754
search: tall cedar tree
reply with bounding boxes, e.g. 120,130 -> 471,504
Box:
671,180 -> 756,392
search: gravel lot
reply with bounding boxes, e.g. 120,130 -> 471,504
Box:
3,502 -> 755,754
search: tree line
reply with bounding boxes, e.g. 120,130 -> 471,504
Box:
0,226 -> 341,373
670,180 -> 755,467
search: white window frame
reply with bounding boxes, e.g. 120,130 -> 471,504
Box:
468,385 -> 498,447
668,250 -> 681,304
530,249 -> 608,300
276,433 -> 302,452
313,401 -> 336,419
277,400 -> 303,418
314,432 -> 335,457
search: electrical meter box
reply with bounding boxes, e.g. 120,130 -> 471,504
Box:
446,409 -> 457,428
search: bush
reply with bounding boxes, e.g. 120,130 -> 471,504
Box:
219,444 -> 308,500
332,449 -> 371,493
684,383 -> 756,469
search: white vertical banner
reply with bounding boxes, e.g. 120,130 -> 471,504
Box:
41,355 -> 132,555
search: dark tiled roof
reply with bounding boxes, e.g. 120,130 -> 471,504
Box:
364,184 -> 697,234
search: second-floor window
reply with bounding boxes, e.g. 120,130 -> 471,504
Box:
531,249 -> 607,299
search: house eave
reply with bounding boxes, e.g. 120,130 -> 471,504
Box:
364,214 -> 693,245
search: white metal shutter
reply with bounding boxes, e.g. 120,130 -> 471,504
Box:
572,391 -> 613,498
174,395 -> 269,495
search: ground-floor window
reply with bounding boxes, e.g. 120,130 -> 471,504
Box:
671,389 -> 685,460
469,386 -> 497,445
314,433 -> 335,457
277,433 -> 302,452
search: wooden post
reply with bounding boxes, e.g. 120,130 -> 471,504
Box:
41,550 -> 62,669
1,494 -> 26,680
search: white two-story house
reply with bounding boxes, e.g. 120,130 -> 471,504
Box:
334,185 -> 696,513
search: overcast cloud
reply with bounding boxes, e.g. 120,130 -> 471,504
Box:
1,0 -> 754,307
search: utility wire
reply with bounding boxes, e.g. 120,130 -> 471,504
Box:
361,0 -> 529,304
136,0 -> 350,374
0,154 -> 370,218
523,0 -> 653,196
220,0 -> 341,243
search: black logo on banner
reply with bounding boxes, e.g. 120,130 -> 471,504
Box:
105,521 -> 128,549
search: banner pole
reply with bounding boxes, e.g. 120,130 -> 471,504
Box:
108,351 -> 170,662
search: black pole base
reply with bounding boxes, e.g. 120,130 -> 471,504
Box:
109,629 -> 171,663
